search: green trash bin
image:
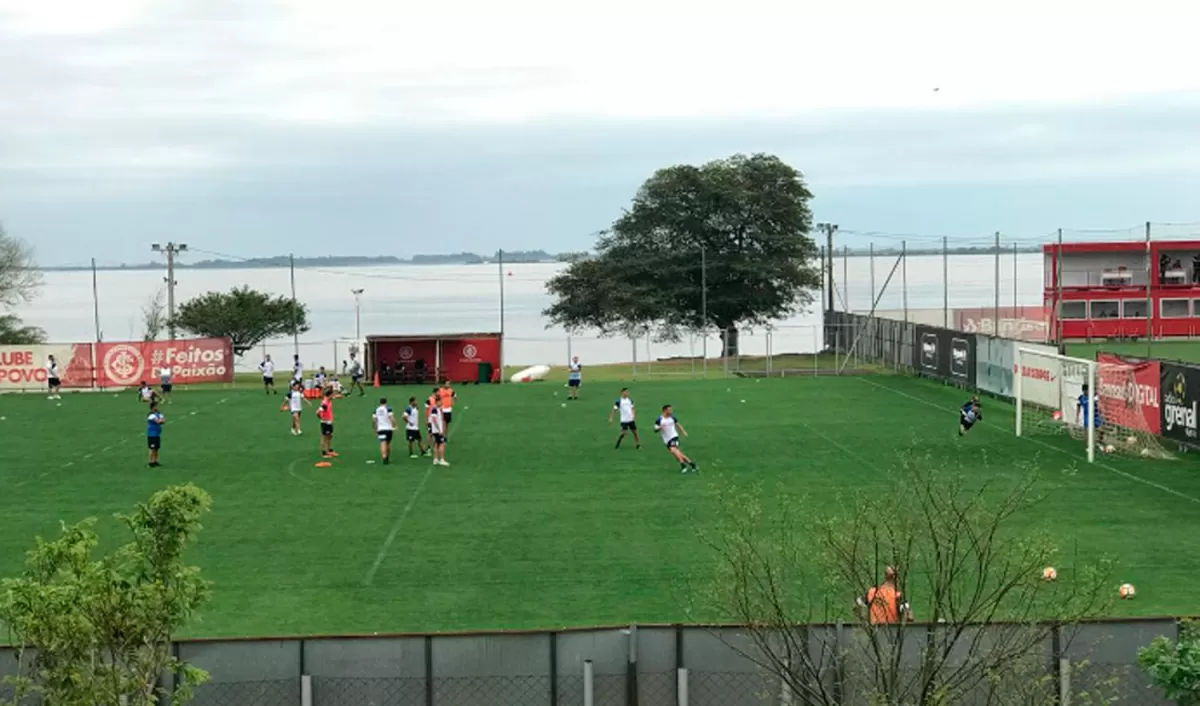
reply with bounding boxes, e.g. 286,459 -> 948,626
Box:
477,361 -> 494,384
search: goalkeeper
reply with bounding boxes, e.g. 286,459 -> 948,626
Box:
959,396 -> 982,436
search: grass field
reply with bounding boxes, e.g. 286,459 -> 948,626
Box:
3,373 -> 1200,639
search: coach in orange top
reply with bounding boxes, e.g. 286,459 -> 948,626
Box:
857,566 -> 912,625
439,382 -> 457,431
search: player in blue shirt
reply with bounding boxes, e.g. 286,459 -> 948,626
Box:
146,402 -> 165,467
959,396 -> 982,436
1077,384 -> 1103,428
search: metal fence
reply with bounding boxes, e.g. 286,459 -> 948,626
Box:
0,621 -> 1177,706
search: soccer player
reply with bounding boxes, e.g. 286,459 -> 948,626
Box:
1076,383 -> 1108,445
259,355 -> 276,394
958,396 -> 982,436
292,355 -> 304,386
404,396 -> 430,458
428,398 -> 449,467
655,405 -> 698,473
146,402 -> 165,468
567,356 -> 582,400
137,381 -> 160,405
47,355 -> 62,400
373,397 -> 397,464
159,365 -> 173,403
609,388 -> 641,449
439,382 -> 457,431
315,366 -> 327,389
317,388 -> 339,459
281,381 -> 310,435
348,355 -> 366,396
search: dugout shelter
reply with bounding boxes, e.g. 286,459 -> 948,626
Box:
365,333 -> 501,385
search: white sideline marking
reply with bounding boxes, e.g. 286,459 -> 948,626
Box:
364,407 -> 465,586
857,377 -> 1200,506
798,421 -> 883,473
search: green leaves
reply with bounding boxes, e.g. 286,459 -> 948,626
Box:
1139,621 -> 1200,705
544,153 -> 819,344
0,484 -> 213,706
171,286 -> 309,355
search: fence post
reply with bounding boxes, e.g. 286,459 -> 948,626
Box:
632,337 -> 638,380
627,624 -> 640,706
549,631 -> 558,706
583,660 -> 595,706
833,620 -> 845,705
301,675 -> 312,706
676,668 -> 689,706
425,635 -> 434,706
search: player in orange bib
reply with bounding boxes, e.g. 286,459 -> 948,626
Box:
317,388 -> 341,458
439,382 -> 457,431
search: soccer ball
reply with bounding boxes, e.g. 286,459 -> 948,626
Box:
1042,566 -> 1057,582
1126,435 -> 1137,446
1119,583 -> 1136,599
1103,444 -> 1115,454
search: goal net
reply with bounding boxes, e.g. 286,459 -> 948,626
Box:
1016,348 -> 1172,461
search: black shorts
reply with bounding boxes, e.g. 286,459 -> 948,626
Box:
406,429 -> 422,442
161,384 -> 173,393
377,430 -> 394,442
147,436 -> 161,450
621,421 -> 637,431
568,379 -> 581,388
352,375 -> 363,383
666,437 -> 680,449
48,377 -> 60,388
960,416 -> 975,430
442,411 -> 453,425
263,376 -> 274,385
320,422 -> 333,436
432,433 -> 447,445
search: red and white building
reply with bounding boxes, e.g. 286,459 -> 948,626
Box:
1045,240 -> 1200,340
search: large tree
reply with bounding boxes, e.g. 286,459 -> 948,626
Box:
0,223 -> 44,341
0,484 -> 212,706
172,286 -> 309,355
544,153 -> 819,355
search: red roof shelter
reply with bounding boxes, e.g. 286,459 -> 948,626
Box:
365,333 -> 502,385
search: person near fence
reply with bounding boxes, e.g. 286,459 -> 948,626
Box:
857,566 -> 912,625
568,356 -> 582,399
959,396 -> 983,436
348,355 -> 366,396
159,365 -> 173,403
46,355 -> 61,400
259,355 -> 276,394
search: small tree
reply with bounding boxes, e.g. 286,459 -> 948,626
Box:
0,224 -> 45,343
142,287 -> 167,341
1139,620 -> 1200,706
172,286 -> 309,355
0,313 -> 46,344
0,484 -> 213,706
696,451 -> 1115,706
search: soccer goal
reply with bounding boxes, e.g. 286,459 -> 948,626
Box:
1015,347 -> 1172,462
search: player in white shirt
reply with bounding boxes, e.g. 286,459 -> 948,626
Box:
292,355 -> 304,385
46,355 -> 62,399
608,387 -> 641,449
259,355 -> 276,394
314,366 -> 327,389
373,397 -> 398,464
427,400 -> 449,467
137,381 -> 160,405
348,355 -> 366,397
567,356 -> 582,400
655,405 -> 698,473
403,396 -> 430,459
159,366 -> 174,403
279,381 -> 310,435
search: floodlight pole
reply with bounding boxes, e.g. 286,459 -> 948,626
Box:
151,242 -> 188,340
352,288 -> 364,341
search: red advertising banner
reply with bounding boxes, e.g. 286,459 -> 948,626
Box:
956,306 -> 1049,341
1096,352 -> 1161,435
0,343 -> 94,390
439,337 -> 501,383
95,338 -> 233,388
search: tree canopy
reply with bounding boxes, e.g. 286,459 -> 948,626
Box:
0,484 -> 213,706
544,153 -> 819,353
0,224 -> 44,343
172,286 -> 309,355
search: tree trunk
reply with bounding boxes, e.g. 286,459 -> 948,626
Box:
719,326 -> 739,358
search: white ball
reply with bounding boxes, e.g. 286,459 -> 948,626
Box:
0,416 -> 6,421
1103,444 -> 1115,453
1140,447 -> 1152,457
740,399 -> 746,403
561,403 -> 567,408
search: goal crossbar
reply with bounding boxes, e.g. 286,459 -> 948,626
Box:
1015,347 -> 1096,463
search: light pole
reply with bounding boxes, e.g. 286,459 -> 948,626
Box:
351,288 -> 364,341
152,242 -> 188,339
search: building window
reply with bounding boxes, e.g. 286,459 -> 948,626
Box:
1060,301 -> 1087,320
1090,301 -> 1120,319
1163,299 -> 1191,318
1123,300 -> 1148,318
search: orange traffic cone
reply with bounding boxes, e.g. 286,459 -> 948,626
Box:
373,371 -> 381,388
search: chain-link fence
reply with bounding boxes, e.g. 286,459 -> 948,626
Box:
3,621 -> 1173,706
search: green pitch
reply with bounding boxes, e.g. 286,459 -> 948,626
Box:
2,374 -> 1199,639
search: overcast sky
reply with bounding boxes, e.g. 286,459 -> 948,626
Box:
3,0 -> 1200,266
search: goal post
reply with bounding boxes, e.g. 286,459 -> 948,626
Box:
1016,347 -> 1173,462
1015,347 -> 1096,463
